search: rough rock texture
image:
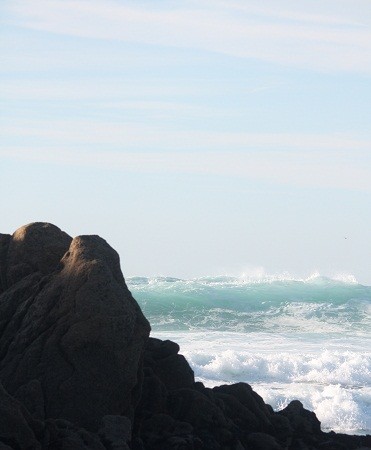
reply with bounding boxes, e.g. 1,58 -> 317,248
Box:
0,223 -> 370,450
0,223 -> 150,432
0,381 -> 42,450
132,338 -> 371,450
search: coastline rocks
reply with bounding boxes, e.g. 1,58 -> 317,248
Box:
0,223 -> 370,450
0,223 -> 150,432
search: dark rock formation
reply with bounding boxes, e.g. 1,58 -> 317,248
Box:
0,223 -> 370,450
0,222 -> 150,433
0,381 -> 42,450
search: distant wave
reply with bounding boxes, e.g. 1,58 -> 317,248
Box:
128,274 -> 371,334
127,272 -> 360,286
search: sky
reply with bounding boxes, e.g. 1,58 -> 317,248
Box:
1,0 -> 371,283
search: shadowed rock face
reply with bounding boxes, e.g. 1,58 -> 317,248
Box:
0,223 -> 150,431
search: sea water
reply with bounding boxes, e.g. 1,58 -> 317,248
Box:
127,274 -> 371,435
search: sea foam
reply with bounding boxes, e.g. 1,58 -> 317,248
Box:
128,274 -> 371,434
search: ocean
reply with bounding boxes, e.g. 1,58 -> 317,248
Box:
127,274 -> 371,436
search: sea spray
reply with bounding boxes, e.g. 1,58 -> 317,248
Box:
128,274 -> 371,435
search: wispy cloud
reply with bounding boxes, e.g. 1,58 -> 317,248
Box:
2,146 -> 370,192
2,117 -> 371,192
1,119 -> 370,152
216,0 -> 368,27
7,0 -> 371,73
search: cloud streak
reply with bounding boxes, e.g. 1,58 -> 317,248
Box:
2,145 -> 370,192
1,120 -> 370,152
7,0 -> 371,73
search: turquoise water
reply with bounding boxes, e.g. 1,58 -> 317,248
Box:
128,275 -> 371,435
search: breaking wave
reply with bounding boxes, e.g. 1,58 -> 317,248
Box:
128,274 -> 371,434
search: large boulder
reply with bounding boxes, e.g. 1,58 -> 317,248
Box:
0,223 -> 150,431
4,223 -> 72,289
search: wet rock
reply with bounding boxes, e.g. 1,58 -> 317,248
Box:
279,400 -> 321,436
213,383 -> 274,432
321,432 -> 371,450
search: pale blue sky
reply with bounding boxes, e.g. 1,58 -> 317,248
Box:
1,0 -> 371,283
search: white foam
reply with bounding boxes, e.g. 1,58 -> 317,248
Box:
332,273 -> 359,284
183,349 -> 371,387
255,383 -> 371,435
128,271 -> 361,287
153,330 -> 371,435
134,272 -> 371,435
